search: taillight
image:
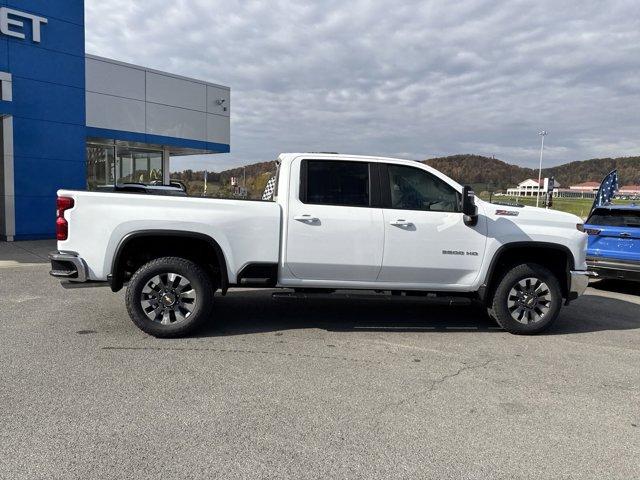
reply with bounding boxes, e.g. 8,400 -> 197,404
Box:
576,223 -> 585,232
56,196 -> 74,240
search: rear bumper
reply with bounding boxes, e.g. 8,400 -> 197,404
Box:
586,257 -> 640,281
49,251 -> 108,288
49,251 -> 87,282
567,270 -> 598,301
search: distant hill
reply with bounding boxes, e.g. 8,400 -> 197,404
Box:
171,161 -> 277,198
542,157 -> 640,187
423,155 -> 535,190
423,154 -> 640,191
219,161 -> 278,182
171,154 -> 640,197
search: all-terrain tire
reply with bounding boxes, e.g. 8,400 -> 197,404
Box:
488,263 -> 562,335
125,257 -> 214,338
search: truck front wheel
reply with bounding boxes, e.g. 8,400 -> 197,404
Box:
125,257 -> 214,338
488,263 -> 562,334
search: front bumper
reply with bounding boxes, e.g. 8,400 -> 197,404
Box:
567,270 -> 598,301
49,251 -> 87,282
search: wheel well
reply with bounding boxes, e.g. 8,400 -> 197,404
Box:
109,232 -> 228,293
483,245 -> 573,302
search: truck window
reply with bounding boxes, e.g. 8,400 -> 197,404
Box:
301,160 -> 370,207
587,209 -> 640,227
386,164 -> 459,212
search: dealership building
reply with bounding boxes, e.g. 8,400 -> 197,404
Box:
0,1 -> 230,240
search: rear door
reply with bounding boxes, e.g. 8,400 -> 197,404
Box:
283,158 -> 384,282
586,208 -> 640,261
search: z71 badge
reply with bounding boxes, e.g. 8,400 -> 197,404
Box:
495,209 -> 519,216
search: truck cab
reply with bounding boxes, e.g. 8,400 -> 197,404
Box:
279,155 -> 484,289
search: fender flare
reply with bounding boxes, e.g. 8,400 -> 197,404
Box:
108,229 -> 229,294
478,241 -> 575,302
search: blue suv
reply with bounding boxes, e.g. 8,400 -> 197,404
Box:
585,206 -> 640,281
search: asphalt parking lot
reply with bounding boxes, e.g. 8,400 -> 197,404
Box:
1,241 -> 639,479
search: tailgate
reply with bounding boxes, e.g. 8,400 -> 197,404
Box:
586,208 -> 640,262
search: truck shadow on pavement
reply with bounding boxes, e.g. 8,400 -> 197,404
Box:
195,288 -> 640,337
589,279 -> 640,297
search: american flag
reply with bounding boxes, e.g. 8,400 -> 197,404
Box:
592,169 -> 619,211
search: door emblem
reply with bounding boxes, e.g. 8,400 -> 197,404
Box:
442,250 -> 478,256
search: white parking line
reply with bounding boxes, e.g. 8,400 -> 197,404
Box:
0,261 -> 46,269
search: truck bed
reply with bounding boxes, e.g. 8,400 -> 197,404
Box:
57,190 -> 282,282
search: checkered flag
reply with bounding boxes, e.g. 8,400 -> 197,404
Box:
591,169 -> 619,212
262,176 -> 276,200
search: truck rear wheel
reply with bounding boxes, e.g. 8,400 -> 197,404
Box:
125,257 -> 214,338
488,263 -> 562,334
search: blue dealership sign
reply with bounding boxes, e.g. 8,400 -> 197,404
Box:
1,0 -> 86,239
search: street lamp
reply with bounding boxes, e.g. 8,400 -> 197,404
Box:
536,130 -> 548,208
243,166 -> 247,198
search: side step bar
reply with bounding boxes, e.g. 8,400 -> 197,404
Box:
239,277 -> 273,286
271,291 -> 472,305
61,281 -> 109,289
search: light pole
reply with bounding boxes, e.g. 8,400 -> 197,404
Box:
536,130 -> 548,207
243,166 -> 247,198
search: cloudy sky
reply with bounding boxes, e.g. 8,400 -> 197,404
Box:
85,0 -> 640,171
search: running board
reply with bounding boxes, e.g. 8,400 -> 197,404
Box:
239,277 -> 272,286
60,281 -> 110,289
271,291 -> 472,305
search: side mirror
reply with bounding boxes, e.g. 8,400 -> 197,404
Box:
462,186 -> 478,226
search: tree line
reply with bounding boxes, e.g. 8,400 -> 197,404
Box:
170,154 -> 640,197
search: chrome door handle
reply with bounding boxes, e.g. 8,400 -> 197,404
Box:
620,232 -> 631,238
294,214 -> 319,223
390,219 -> 414,227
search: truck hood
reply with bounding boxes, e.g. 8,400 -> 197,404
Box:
479,199 -> 583,229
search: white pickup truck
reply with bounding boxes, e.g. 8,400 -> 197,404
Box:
50,153 -> 592,337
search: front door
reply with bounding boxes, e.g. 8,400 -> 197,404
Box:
377,163 -> 487,288
284,159 -> 384,282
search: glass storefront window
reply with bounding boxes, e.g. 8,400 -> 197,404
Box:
86,144 -> 163,190
134,149 -> 163,183
116,147 -> 163,184
86,144 -> 115,190
117,149 -> 133,183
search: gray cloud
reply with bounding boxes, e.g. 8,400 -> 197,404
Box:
85,0 -> 640,171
